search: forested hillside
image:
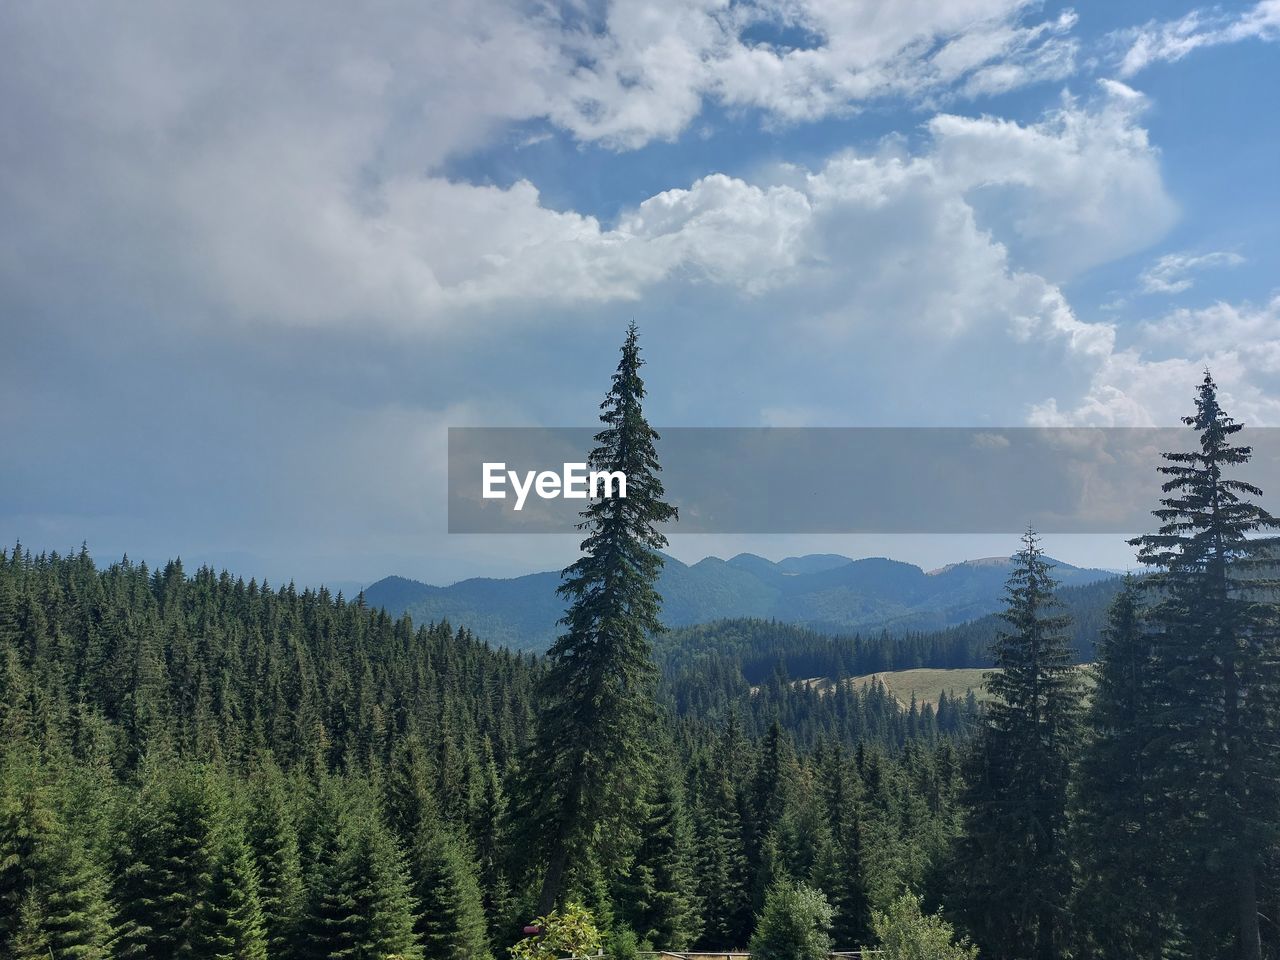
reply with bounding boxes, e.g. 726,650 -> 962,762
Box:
365,553 -> 1116,651
0,544 -> 971,958
5,342 -> 1280,960
658,573 -> 1123,685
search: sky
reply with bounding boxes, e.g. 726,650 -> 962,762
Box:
3,0 -> 1279,589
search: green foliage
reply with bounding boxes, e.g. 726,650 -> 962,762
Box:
1128,372 -> 1280,960
0,754 -> 115,959
296,778 -> 421,960
113,763 -> 268,959
527,323 -> 677,913
245,762 -> 304,955
868,894 -> 978,960
1071,578 -> 1182,959
615,753 -> 701,949
955,530 -> 1082,960
747,880 -> 834,960
604,926 -> 642,960
409,818 -> 492,960
508,902 -> 602,960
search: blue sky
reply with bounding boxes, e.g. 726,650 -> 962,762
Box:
2,0 -> 1278,588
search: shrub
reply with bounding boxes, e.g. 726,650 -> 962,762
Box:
867,894 -> 978,960
748,880 -> 834,960
509,902 -> 602,960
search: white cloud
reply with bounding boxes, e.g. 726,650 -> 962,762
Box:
1115,0 -> 1280,77
1138,250 -> 1245,294
927,81 -> 1175,280
1031,296 -> 1280,427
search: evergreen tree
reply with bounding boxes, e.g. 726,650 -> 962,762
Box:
1072,578 -> 1182,958
196,810 -> 268,960
408,818 -> 492,960
114,763 -> 267,959
528,322 -> 677,914
246,763 -> 305,957
297,778 -> 421,960
956,529 -> 1082,960
693,763 -> 751,949
0,755 -> 115,959
818,748 -> 872,948
616,756 -> 701,949
1130,371 -> 1280,960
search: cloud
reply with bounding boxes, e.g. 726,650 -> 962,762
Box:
927,81 -> 1175,280
1031,295 -> 1280,427
1138,250 -> 1245,294
1114,0 -> 1280,77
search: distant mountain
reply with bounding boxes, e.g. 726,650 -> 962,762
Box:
363,553 -> 1117,651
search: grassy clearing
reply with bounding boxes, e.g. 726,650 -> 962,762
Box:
847,664 -> 1096,707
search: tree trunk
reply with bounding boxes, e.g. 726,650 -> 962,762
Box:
536,843 -> 569,917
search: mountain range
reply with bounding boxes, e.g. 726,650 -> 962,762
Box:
362,553 -> 1118,651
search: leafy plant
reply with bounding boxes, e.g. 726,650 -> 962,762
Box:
748,880 -> 834,960
509,902 -> 602,960
868,894 -> 978,960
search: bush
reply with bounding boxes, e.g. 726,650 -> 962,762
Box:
605,927 -> 642,960
508,902 -> 602,959
866,894 -> 978,960
748,880 -> 834,960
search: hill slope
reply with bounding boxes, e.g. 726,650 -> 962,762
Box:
364,553 -> 1118,651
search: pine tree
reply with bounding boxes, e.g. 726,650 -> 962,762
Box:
528,322 -> 677,914
693,763 -> 751,949
246,763 -> 304,957
616,757 -> 701,949
112,764 -> 207,958
195,811 -> 268,960
1072,578 -> 1182,958
956,530 -> 1082,960
408,818 -> 492,960
473,741 -> 514,946
817,748 -> 871,948
1129,371 -> 1280,960
0,755 -> 115,959
113,763 -> 267,959
297,778 -> 422,960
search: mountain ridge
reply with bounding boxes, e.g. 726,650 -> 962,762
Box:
363,552 -> 1117,651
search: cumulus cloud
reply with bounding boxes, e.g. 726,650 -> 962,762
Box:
1031,295 -> 1280,427
1138,250 -> 1245,294
1114,0 -> 1280,77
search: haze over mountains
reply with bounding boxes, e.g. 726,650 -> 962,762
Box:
363,553 -> 1117,651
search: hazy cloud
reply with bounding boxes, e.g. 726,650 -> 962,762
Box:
1114,0 -> 1280,77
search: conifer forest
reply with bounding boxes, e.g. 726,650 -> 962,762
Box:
3,324 -> 1280,960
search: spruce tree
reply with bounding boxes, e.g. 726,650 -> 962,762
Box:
246,763 -> 304,957
693,763 -> 751,949
0,755 -> 115,959
956,529 -> 1082,960
114,763 -> 267,959
1071,578 -> 1182,958
297,778 -> 421,960
408,818 -> 492,960
1130,372 -> 1280,960
195,811 -> 268,960
817,748 -> 871,948
528,322 -> 677,914
616,757 -> 701,949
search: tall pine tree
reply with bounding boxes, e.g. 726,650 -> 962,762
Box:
1130,372 -> 1280,960
956,529 -> 1082,960
1071,578 -> 1183,959
527,322 -> 677,914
